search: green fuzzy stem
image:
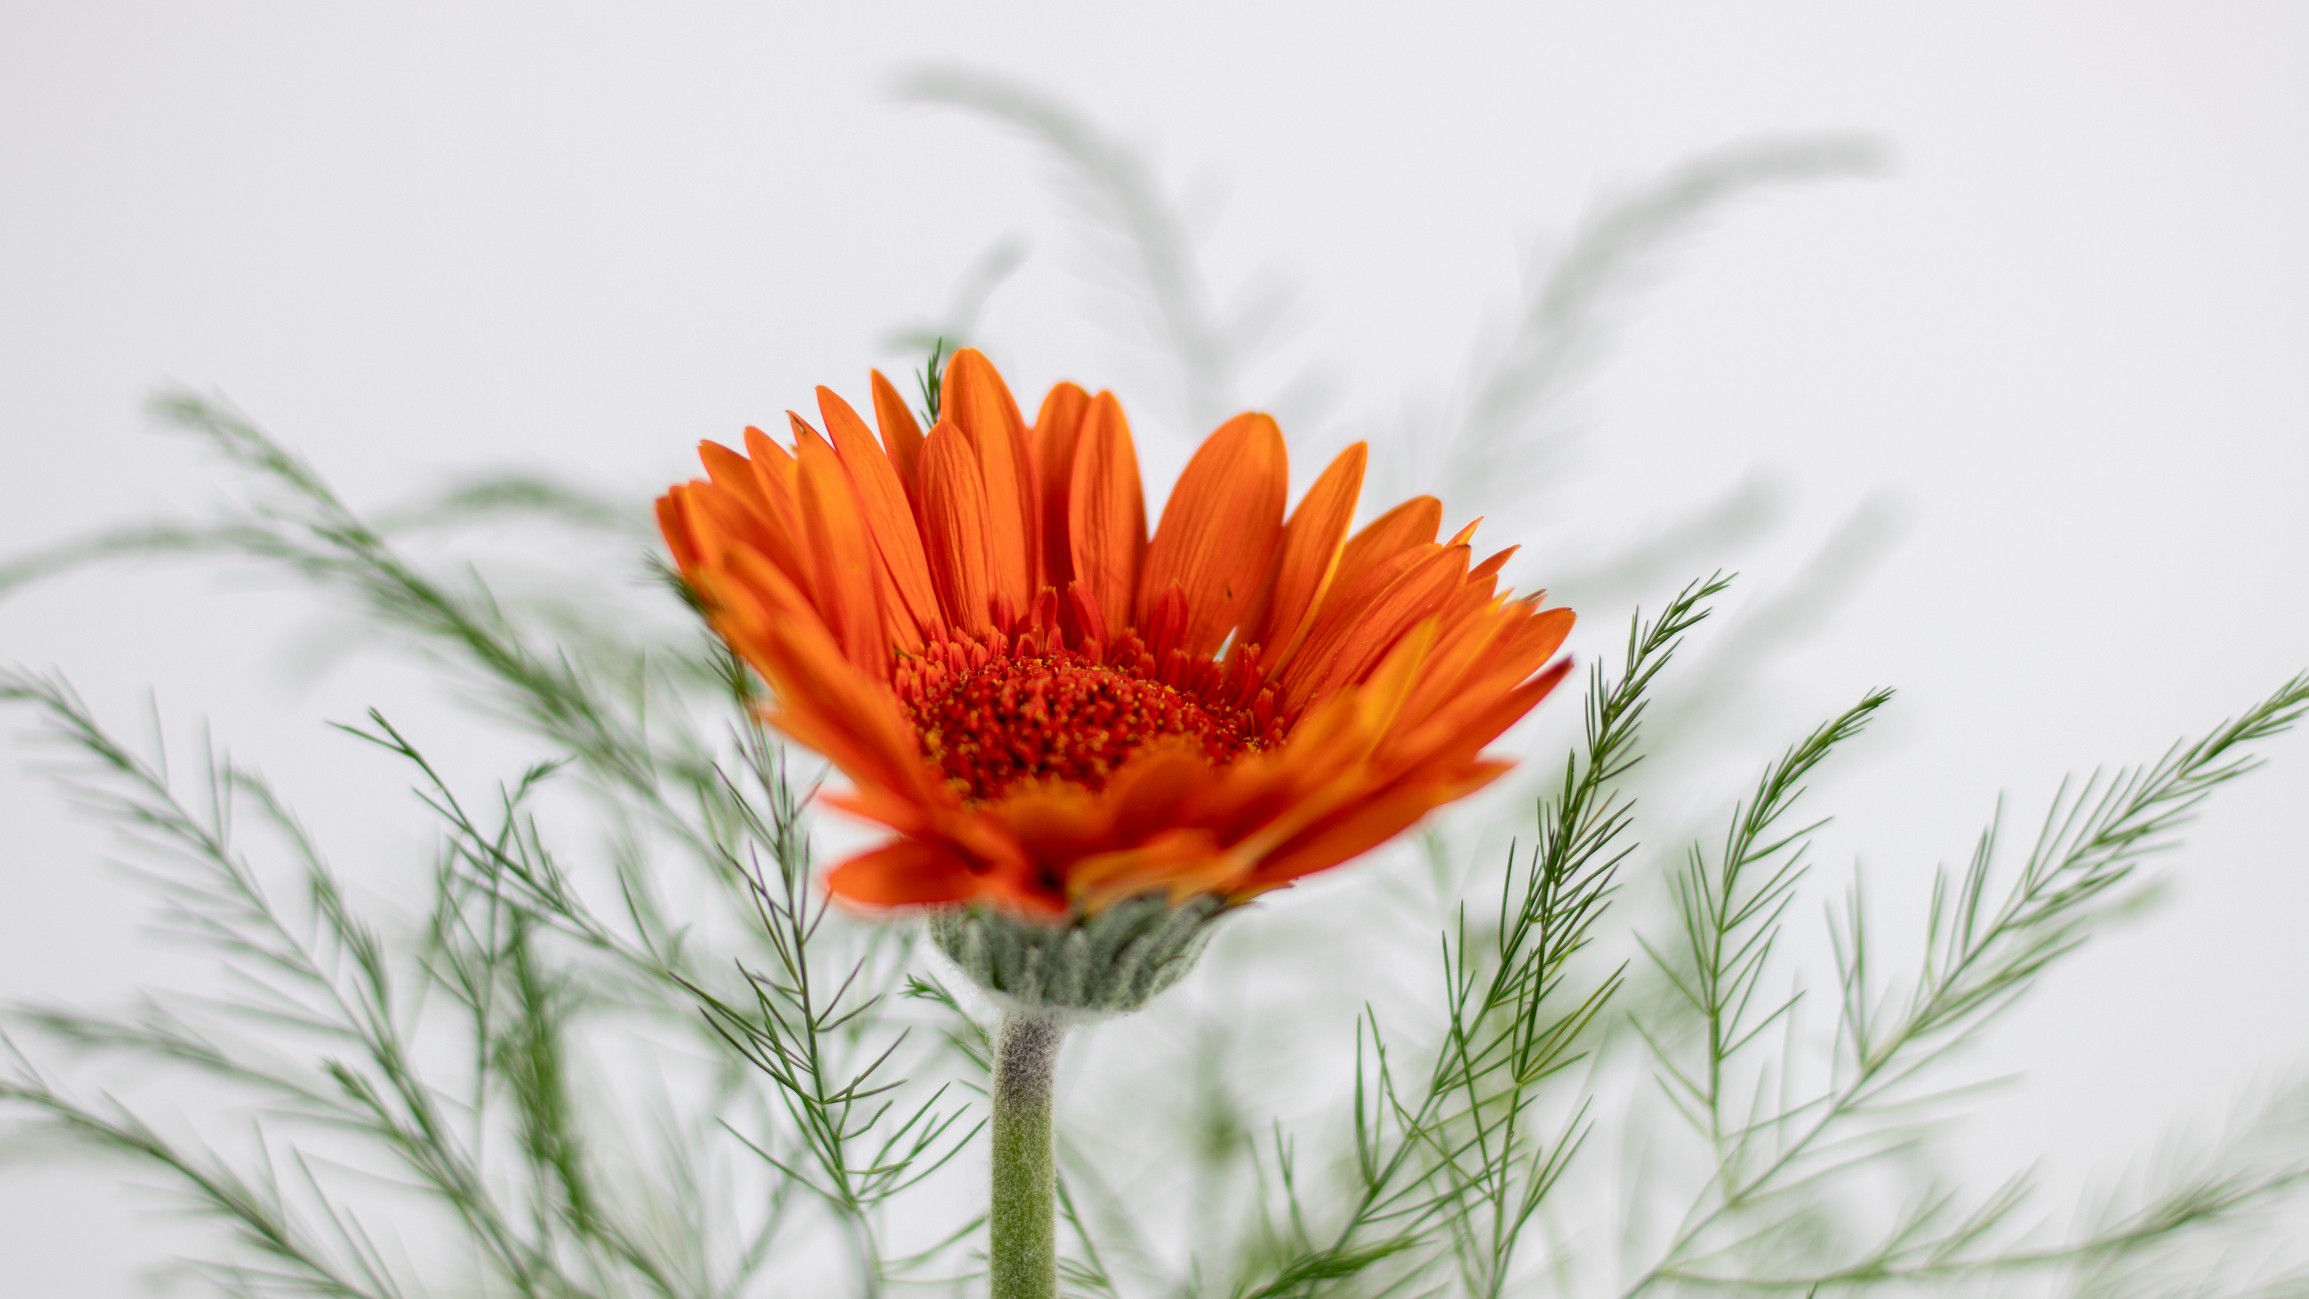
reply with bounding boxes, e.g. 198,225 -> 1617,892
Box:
990,1011 -> 1064,1299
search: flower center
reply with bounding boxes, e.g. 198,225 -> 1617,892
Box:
906,652 -> 1258,802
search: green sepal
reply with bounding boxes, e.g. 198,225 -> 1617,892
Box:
929,893 -> 1228,1015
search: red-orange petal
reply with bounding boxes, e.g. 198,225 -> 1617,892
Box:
684,477 -> 796,582
686,436 -> 798,579
795,433 -> 889,677
738,428 -> 809,577
1243,763 -> 1510,892
1067,392 -> 1147,637
1279,543 -> 1471,711
819,385 -> 946,645
1391,655 -> 1575,776
1137,413 -> 1288,658
1243,441 -> 1367,660
1033,382 -> 1092,590
656,493 -> 700,572
869,369 -> 926,502
826,840 -> 986,907
942,348 -> 1038,616
917,420 -> 995,634
701,536 -> 819,642
1393,612 -> 1516,735
1068,827 -> 1228,912
698,440 -> 773,517
759,639 -> 928,798
1330,495 -> 1441,605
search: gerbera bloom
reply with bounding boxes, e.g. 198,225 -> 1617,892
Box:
657,349 -> 1574,920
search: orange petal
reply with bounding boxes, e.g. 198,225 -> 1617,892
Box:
822,788 -> 1031,878
826,840 -> 986,908
1100,741 -> 1215,845
691,438 -> 803,578
1345,615 -> 1441,743
752,616 -> 929,802
1067,827 -> 1227,912
987,782 -> 1111,865
703,556 -> 923,807
1265,540 -> 1422,680
795,434 -> 889,677
917,420 -> 994,634
1067,392 -> 1147,637
1193,624 -> 1442,861
1392,609 -> 1574,751
740,427 -> 801,513
787,411 -> 830,453
700,540 -> 819,647
1033,381 -> 1092,590
1329,495 -> 1441,609
1279,543 -> 1470,711
698,440 -> 774,517
1243,441 -> 1366,661
869,369 -> 926,501
1394,611 -> 1516,734
684,478 -> 801,585
738,428 -> 809,577
820,785 -> 942,838
662,483 -> 719,567
942,348 -> 1037,616
1241,763 -> 1510,893
1390,656 -> 1575,775
1137,412 -> 1288,657
820,385 -> 946,645
656,492 -> 700,572
1454,602 -> 1575,701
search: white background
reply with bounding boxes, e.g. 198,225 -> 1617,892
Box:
4,4 -> 2307,1292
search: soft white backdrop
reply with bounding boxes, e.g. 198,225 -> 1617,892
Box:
5,5 -> 2307,1293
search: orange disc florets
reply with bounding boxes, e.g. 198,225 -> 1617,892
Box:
905,650 -> 1266,802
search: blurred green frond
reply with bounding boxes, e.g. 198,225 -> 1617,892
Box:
1624,671 -> 2309,1295
898,64 -> 1248,428
1236,574 -> 1733,1298
1434,136 -> 1884,517
915,336 -> 949,429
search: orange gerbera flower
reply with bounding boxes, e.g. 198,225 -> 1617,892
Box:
657,349 -> 1574,919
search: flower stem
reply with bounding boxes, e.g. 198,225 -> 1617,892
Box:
990,1009 -> 1064,1299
